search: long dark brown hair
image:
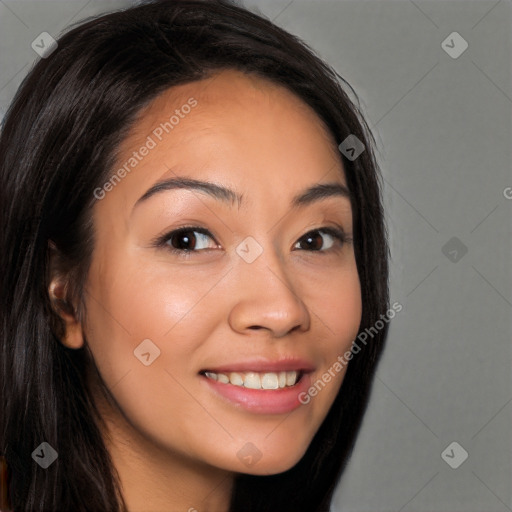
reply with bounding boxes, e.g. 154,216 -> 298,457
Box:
0,1 -> 389,510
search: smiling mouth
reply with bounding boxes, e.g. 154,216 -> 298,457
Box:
199,370 -> 304,390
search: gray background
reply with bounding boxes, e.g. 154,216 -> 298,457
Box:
1,1 -> 511,511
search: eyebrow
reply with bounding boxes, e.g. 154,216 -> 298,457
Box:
133,176 -> 350,212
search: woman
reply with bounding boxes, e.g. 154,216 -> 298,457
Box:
0,0 -> 389,510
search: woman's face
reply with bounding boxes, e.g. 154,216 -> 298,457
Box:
82,69 -> 362,475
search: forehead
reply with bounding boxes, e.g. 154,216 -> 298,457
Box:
102,69 -> 347,215
123,69 -> 341,162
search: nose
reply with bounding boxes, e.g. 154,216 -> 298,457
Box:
228,246 -> 311,338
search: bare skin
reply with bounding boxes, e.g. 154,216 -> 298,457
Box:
50,69 -> 362,512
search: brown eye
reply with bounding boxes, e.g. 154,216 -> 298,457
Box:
294,228 -> 346,252
165,227 -> 217,252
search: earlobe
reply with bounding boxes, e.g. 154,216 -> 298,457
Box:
48,279 -> 85,350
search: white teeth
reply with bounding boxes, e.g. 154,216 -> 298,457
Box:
261,373 -> 279,389
286,371 -> 297,386
243,372 -> 261,389
204,370 -> 300,389
217,373 -> 229,384
229,372 -> 244,386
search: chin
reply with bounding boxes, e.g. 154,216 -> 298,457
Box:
229,441 -> 310,476
240,454 -> 305,476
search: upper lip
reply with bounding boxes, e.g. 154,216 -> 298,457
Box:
200,357 -> 316,374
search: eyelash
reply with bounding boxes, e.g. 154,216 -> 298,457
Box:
153,225 -> 352,259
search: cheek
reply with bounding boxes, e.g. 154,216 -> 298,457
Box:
296,261 -> 362,409
82,252 -> 231,455
321,272 -> 362,342
302,258 -> 362,349
83,251 -> 223,375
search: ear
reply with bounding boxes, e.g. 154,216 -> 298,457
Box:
47,242 -> 85,349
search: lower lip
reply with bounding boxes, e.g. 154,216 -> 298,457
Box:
201,372 -> 312,414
